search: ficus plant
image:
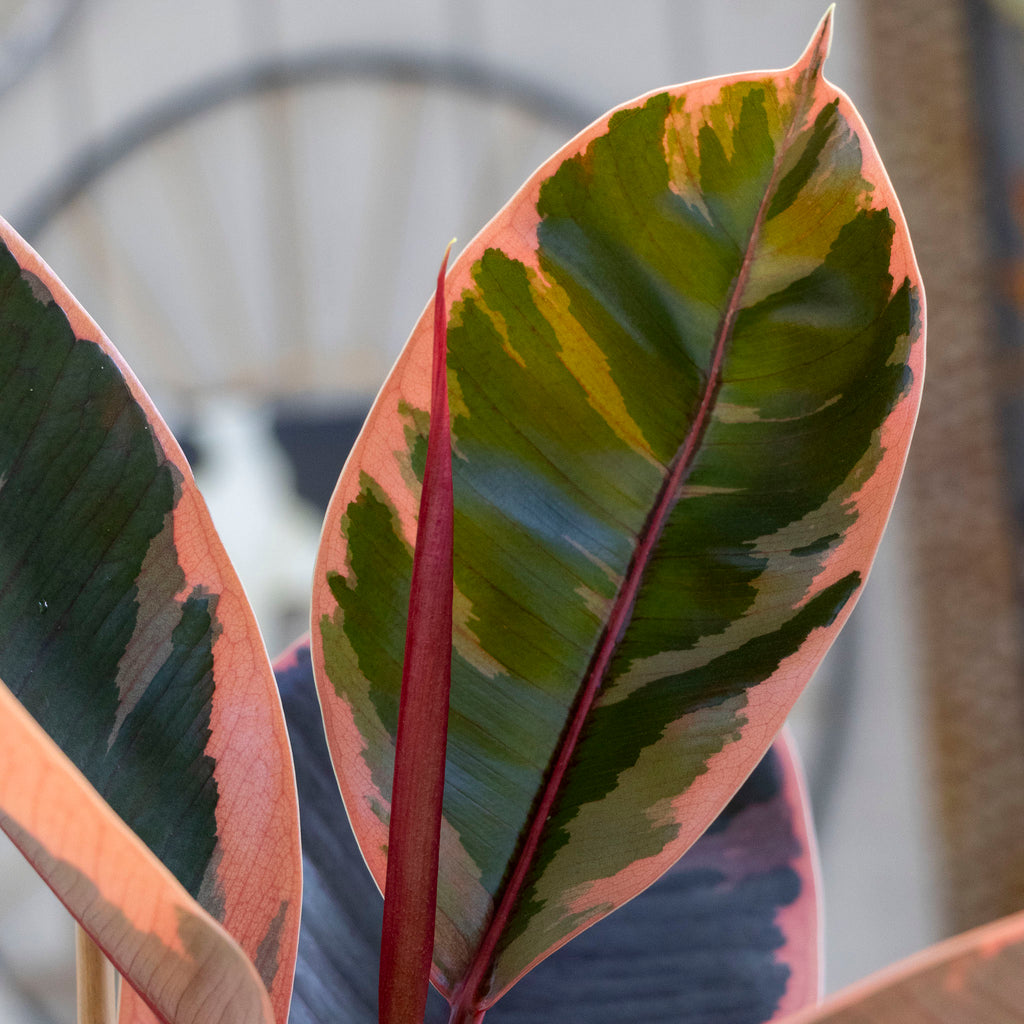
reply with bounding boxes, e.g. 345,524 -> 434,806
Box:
1,7 -> 1021,1024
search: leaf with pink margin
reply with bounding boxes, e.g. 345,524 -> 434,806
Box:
312,10 -> 921,1018
0,218 -> 300,1023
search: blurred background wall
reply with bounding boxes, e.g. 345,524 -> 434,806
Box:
0,0 -> 1021,1020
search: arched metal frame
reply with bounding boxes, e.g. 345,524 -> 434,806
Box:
0,0 -> 83,101
14,47 -> 597,240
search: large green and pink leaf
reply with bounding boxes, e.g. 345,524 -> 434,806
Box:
313,10 -> 922,1018
275,641 -> 820,1023
0,218 -> 301,1023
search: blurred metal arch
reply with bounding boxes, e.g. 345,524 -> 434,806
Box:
14,47 -> 596,240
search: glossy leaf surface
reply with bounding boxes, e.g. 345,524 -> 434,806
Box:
0,678 -> 275,1024
780,910 -> 1024,1023
0,219 -> 301,1023
313,11 -> 923,1015
276,642 -> 821,1024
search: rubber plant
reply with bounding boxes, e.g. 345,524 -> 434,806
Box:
8,8 -> 1017,1024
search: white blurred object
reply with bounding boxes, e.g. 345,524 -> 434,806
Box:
191,397 -> 323,657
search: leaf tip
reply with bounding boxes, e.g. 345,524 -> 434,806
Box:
796,6 -> 834,80
434,239 -> 455,392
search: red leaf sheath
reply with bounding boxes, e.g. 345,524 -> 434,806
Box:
379,245 -> 455,1024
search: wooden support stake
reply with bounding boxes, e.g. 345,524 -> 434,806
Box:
76,925 -> 117,1024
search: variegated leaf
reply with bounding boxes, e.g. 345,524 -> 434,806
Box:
0,218 -> 301,1023
312,10 -> 923,1019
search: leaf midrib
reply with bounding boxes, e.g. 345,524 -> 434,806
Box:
448,76 -> 820,1021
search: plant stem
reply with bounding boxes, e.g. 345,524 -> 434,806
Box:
447,1005 -> 485,1024
75,926 -> 117,1024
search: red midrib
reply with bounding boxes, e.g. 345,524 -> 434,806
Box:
448,93 -> 814,1024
